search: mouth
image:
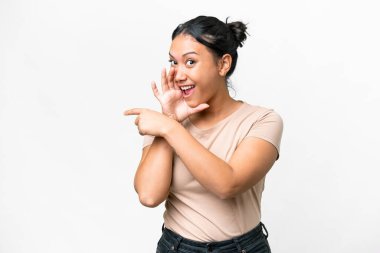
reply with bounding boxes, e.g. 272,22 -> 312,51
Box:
180,85 -> 195,97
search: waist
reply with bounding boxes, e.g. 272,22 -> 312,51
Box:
160,222 -> 268,252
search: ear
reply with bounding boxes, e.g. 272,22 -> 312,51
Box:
218,54 -> 232,77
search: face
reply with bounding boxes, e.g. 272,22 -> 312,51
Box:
169,34 -> 225,107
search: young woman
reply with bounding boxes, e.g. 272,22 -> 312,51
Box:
125,15 -> 283,253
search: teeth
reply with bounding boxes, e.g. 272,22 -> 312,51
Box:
180,85 -> 195,91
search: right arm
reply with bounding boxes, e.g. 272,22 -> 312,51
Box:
132,67 -> 208,207
133,68 -> 177,208
134,136 -> 173,207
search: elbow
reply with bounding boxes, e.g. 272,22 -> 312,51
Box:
138,193 -> 164,208
214,178 -> 249,199
215,185 -> 237,200
134,183 -> 169,208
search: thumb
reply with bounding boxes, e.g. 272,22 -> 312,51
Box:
189,103 -> 209,114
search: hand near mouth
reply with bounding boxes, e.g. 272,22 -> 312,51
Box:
151,67 -> 209,122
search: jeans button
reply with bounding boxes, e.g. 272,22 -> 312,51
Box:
241,250 -> 246,253
171,245 -> 174,250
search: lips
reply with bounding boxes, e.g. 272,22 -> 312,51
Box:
180,85 -> 195,97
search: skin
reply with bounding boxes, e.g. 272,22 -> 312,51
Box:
124,34 -> 278,207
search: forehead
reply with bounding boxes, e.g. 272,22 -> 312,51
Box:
169,34 -> 209,57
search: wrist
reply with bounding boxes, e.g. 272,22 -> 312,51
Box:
165,113 -> 178,121
161,108 -> 180,122
161,117 -> 180,138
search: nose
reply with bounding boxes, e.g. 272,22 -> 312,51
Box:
174,66 -> 187,84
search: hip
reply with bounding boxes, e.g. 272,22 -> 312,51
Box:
156,222 -> 271,253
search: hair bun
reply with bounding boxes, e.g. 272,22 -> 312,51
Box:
227,20 -> 248,48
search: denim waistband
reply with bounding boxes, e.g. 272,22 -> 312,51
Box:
160,222 -> 269,252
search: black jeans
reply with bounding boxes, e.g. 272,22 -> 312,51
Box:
156,222 -> 271,253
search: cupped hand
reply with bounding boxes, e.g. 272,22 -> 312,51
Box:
151,68 -> 209,122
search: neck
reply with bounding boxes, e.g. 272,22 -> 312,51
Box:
190,84 -> 242,123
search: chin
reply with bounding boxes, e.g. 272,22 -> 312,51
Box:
185,98 -> 201,108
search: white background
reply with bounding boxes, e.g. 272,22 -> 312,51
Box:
1,0 -> 379,252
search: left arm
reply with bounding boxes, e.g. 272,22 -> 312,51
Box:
163,120 -> 278,199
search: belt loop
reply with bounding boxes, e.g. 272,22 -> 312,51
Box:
261,222 -> 269,239
161,223 -> 165,232
233,238 -> 242,252
172,235 -> 183,251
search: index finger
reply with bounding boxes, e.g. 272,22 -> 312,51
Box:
123,108 -> 143,116
161,68 -> 169,92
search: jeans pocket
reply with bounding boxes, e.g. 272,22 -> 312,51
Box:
156,243 -> 170,253
156,237 -> 166,253
242,234 -> 271,253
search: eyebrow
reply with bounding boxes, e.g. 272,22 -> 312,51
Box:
169,51 -> 199,58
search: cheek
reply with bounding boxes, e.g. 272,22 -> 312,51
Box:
193,64 -> 218,82
198,71 -> 220,90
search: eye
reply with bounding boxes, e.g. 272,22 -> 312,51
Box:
168,59 -> 177,66
186,59 -> 195,66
